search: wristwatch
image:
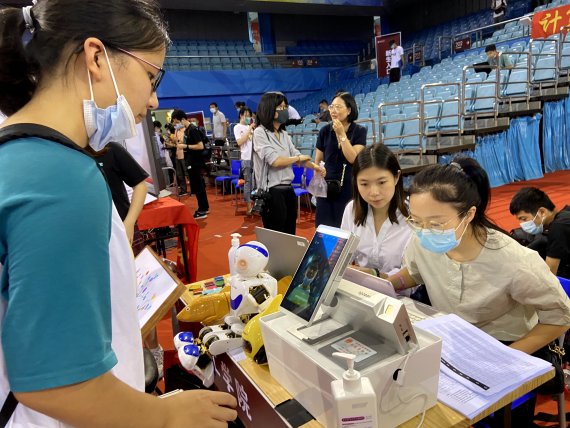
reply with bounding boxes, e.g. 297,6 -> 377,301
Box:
340,136 -> 347,143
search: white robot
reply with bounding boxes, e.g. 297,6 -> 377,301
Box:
174,241 -> 278,385
199,241 -> 278,355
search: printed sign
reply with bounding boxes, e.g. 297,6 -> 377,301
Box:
375,32 -> 401,78
454,37 -> 472,53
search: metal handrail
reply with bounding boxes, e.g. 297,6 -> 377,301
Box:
420,82 -> 462,137
529,38 -> 560,90
498,51 -> 532,104
453,15 -> 528,40
437,36 -> 454,60
452,14 -> 532,54
377,100 -> 423,155
559,26 -> 570,72
404,44 -> 426,67
461,65 -> 500,120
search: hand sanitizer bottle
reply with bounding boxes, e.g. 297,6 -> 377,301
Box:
228,233 -> 242,276
331,352 -> 378,428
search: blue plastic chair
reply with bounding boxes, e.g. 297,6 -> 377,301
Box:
291,165 -> 312,222
215,159 -> 241,196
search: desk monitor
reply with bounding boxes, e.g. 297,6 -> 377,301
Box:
280,225 -> 358,326
255,227 -> 309,279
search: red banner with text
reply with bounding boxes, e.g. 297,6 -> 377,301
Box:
375,32 -> 401,79
532,5 -> 570,38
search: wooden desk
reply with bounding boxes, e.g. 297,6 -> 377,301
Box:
237,355 -> 553,428
180,282 -> 554,428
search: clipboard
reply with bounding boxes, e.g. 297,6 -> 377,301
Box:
135,246 -> 187,338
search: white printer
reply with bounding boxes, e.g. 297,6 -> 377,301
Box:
260,226 -> 442,428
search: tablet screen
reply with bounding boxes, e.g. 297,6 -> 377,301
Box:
281,228 -> 349,323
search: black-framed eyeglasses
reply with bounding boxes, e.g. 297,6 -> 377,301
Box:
115,47 -> 165,92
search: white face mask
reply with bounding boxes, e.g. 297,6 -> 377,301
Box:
83,45 -> 137,151
520,212 -> 544,235
210,108 -> 216,114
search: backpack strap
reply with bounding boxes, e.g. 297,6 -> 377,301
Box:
0,392 -> 17,427
0,123 -> 89,155
0,123 -> 102,425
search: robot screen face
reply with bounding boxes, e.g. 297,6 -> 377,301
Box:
235,241 -> 269,277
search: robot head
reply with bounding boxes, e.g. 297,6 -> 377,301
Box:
235,241 -> 269,278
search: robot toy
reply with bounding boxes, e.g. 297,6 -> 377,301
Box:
174,240 -> 278,383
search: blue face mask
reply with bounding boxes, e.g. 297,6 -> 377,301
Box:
83,46 -> 137,151
243,117 -> 251,125
416,216 -> 468,254
174,123 -> 184,130
520,212 -> 544,235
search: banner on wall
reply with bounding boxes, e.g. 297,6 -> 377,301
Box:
248,12 -> 261,53
375,32 -> 401,79
373,16 -> 381,37
532,5 -> 570,38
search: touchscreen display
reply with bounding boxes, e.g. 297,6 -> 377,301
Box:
281,230 -> 348,322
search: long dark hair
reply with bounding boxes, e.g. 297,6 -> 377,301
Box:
256,91 -> 288,132
0,0 -> 169,116
409,156 -> 507,244
352,144 -> 409,226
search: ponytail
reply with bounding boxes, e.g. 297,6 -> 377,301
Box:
0,7 -> 37,115
0,0 -> 169,117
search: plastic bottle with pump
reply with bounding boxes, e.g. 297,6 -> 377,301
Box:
228,233 -> 242,276
331,352 -> 378,428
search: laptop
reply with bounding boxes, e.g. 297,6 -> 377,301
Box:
473,61 -> 492,74
255,227 -> 309,280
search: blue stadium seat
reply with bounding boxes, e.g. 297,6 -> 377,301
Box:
533,57 -> 557,82
472,83 -> 497,112
504,69 -> 529,96
439,100 -> 461,131
401,119 -> 421,148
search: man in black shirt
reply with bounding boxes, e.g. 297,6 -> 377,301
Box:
171,109 -> 210,219
510,187 -> 570,279
97,142 -> 149,245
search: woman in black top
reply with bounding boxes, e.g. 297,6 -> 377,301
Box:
313,92 -> 367,227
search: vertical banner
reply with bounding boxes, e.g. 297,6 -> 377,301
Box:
375,32 -> 401,79
373,16 -> 381,37
247,12 -> 261,53
532,5 -> 570,38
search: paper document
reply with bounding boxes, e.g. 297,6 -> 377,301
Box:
416,314 -> 552,418
125,184 -> 157,205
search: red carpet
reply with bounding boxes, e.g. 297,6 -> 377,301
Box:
157,169 -> 570,419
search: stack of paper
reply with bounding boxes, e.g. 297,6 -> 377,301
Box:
416,314 -> 553,419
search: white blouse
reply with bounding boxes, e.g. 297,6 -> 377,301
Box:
404,228 -> 570,341
341,201 -> 412,274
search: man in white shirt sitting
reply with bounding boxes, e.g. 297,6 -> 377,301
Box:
388,39 -> 404,83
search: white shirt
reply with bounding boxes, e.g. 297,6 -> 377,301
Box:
404,228 -> 570,341
341,202 -> 412,274
233,123 -> 253,161
389,46 -> 404,69
212,111 -> 227,139
492,0 -> 506,17
287,105 -> 301,120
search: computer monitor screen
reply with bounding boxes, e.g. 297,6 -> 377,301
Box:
281,225 -> 355,324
